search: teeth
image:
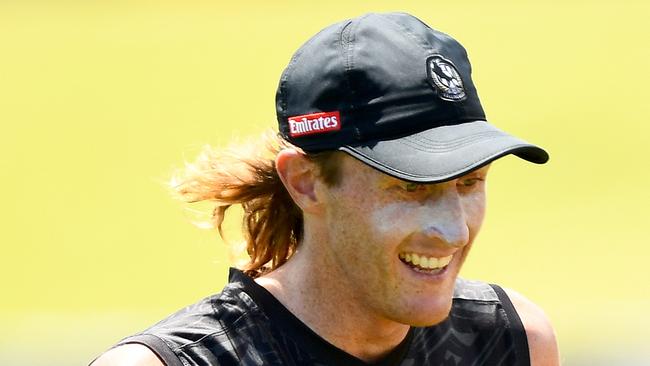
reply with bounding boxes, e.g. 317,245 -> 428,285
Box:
411,253 -> 420,266
400,252 -> 453,270
439,255 -> 452,267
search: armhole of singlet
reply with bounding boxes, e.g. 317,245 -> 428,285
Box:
490,284 -> 531,366
114,334 -> 185,366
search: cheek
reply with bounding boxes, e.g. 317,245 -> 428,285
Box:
327,202 -> 394,284
370,202 -> 422,243
462,192 -> 487,234
326,195 -> 376,254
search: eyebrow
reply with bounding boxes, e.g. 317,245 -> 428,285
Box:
380,169 -> 489,188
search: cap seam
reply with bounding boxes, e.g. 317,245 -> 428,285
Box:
279,20 -> 350,121
343,15 -> 368,140
343,144 -> 533,179
377,13 -> 434,54
403,131 -> 506,151
408,129 -> 499,144
342,18 -> 357,106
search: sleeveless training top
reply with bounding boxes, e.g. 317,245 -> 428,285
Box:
112,268 -> 530,365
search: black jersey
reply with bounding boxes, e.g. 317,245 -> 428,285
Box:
112,268 -> 530,365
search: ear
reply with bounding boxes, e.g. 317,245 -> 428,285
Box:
275,149 -> 322,214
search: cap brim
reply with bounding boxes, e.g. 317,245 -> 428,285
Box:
338,121 -> 549,183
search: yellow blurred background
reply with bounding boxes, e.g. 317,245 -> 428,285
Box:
1,1 -> 648,365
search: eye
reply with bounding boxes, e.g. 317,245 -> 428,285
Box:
385,181 -> 427,197
405,182 -> 420,192
458,177 -> 483,188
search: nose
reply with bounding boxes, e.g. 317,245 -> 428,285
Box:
419,187 -> 469,248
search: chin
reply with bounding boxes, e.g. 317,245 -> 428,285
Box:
390,297 -> 453,327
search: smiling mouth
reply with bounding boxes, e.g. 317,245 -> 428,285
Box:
398,252 -> 453,275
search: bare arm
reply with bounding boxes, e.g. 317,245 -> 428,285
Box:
90,344 -> 165,366
504,288 -> 560,366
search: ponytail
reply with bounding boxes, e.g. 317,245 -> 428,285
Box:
171,132 -> 341,278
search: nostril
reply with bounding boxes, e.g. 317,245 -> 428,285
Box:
422,226 -> 442,237
422,224 -> 469,248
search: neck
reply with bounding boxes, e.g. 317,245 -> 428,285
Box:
255,235 -> 410,362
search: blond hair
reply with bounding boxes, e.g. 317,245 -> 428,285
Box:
172,132 -> 342,278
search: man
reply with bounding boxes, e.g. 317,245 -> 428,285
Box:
92,12 -> 559,365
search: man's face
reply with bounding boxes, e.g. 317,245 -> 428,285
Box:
317,155 -> 489,326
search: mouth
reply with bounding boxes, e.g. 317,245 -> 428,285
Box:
398,252 -> 453,275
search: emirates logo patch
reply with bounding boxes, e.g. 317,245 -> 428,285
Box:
427,55 -> 467,102
287,111 -> 341,137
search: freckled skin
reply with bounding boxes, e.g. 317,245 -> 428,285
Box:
319,156 -> 489,326
257,152 -> 490,361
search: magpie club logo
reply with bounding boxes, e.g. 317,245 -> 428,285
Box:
427,55 -> 467,102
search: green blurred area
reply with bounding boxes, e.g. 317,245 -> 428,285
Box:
1,1 -> 649,365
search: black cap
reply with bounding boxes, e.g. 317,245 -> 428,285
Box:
276,12 -> 548,183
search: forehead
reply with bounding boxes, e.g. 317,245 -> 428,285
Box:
338,153 -> 383,180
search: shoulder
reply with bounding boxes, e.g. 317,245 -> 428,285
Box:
91,283 -> 263,366
90,344 -> 164,366
503,287 -> 560,366
142,285 -> 252,346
